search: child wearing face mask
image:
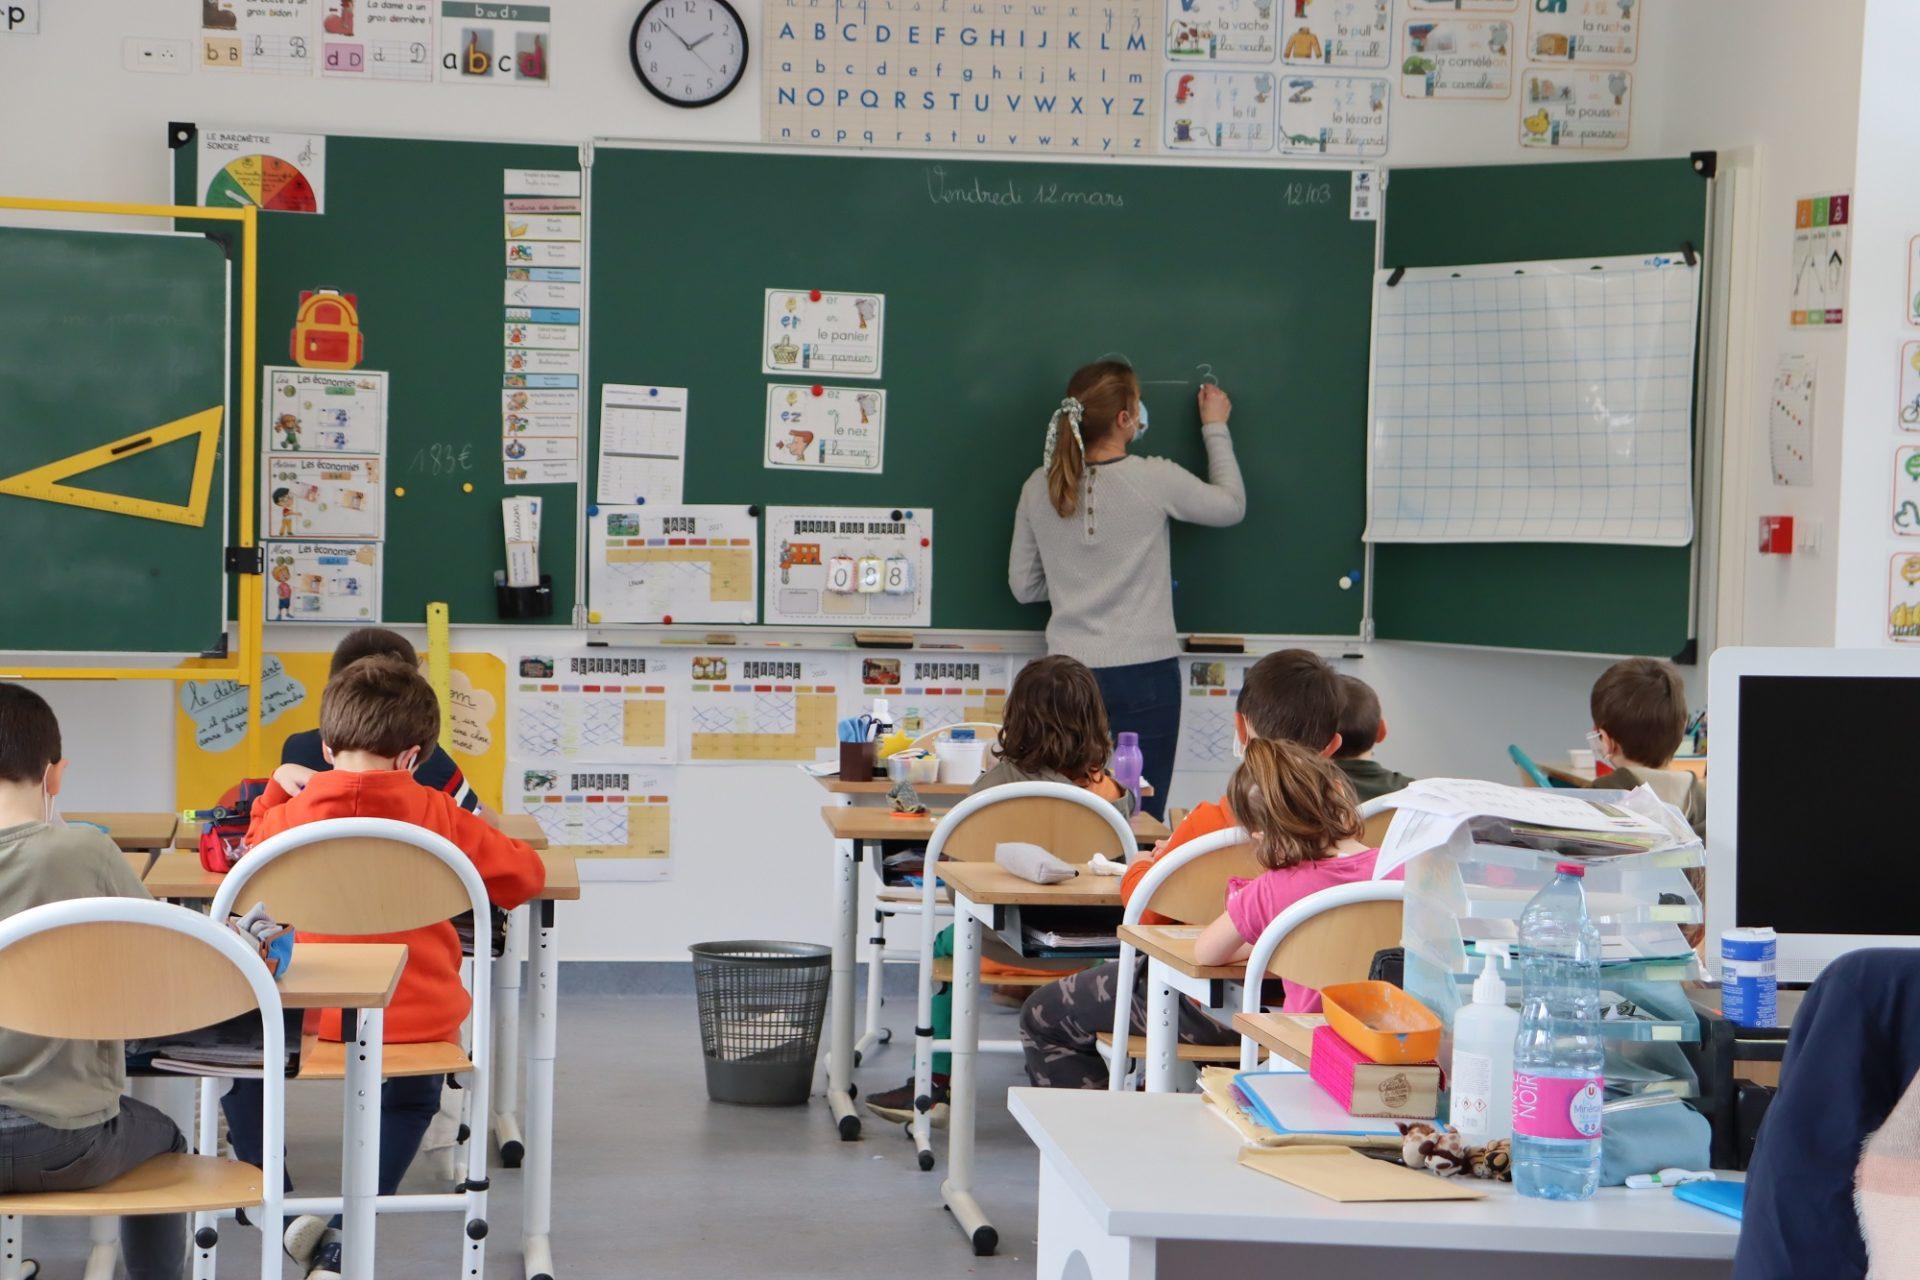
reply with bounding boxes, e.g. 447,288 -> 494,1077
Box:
0,684 -> 191,1280
221,657 -> 543,1280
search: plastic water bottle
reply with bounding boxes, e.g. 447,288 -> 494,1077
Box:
1511,862 -> 1605,1201
1111,732 -> 1144,804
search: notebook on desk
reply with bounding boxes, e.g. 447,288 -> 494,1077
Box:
1232,1070 -> 1405,1138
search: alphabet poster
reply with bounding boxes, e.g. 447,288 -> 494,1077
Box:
765,384 -> 887,473
265,541 -> 380,623
438,1 -> 550,84
265,367 -> 385,456
1788,193 -> 1850,326
1400,17 -> 1513,99
1277,73 -> 1390,157
1281,0 -> 1392,68
320,0 -> 435,80
1166,0 -> 1276,63
1526,0 -> 1638,65
266,455 -> 384,540
764,506 -> 934,628
1518,66 -> 1631,149
762,289 -> 884,379
1165,71 -> 1276,153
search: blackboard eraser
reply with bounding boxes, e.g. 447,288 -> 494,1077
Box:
853,629 -> 915,649
1183,634 -> 1245,654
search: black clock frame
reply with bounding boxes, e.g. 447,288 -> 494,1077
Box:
629,0 -> 749,108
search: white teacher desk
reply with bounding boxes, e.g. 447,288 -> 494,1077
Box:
1010,1089 -> 1739,1280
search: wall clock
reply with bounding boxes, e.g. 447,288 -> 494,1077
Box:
629,0 -> 748,107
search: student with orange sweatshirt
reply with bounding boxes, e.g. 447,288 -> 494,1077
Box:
222,656 -> 544,1280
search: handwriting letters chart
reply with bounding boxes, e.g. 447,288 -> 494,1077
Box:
502,168 -> 582,483
1165,71 -> 1275,152
1517,67 -> 1631,149
762,289 -> 884,379
1167,0 -> 1276,64
1281,0 -> 1392,68
587,506 -> 760,625
677,653 -> 846,763
320,0 -> 436,80
765,384 -> 887,472
202,0 -> 317,73
855,655 -> 1011,737
438,2 -> 553,84
763,0 -> 1158,154
765,507 -> 935,627
1276,73 -> 1389,157
1399,15 -> 1513,99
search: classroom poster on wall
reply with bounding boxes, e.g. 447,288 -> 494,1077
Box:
1890,554 -> 1920,643
1400,17 -> 1513,99
1277,74 -> 1390,158
1526,0 -> 1638,65
1174,656 -> 1254,769
1281,0 -> 1392,68
1894,447 -> 1920,536
320,0 -> 436,80
1901,343 -> 1920,431
1788,193 -> 1850,326
508,649 -> 679,765
265,541 -> 380,623
762,290 -> 884,379
505,239 -> 581,268
1167,0 -> 1276,63
1408,0 -> 1517,8
855,655 -> 1012,738
1768,354 -> 1815,488
196,130 -> 325,213
265,367 -> 385,455
439,1 -> 550,84
765,384 -> 886,472
762,0 -> 1157,155
266,456 -> 385,540
587,505 -> 760,626
675,652 -> 845,763
201,0 -> 318,74
764,507 -> 934,628
1518,67 -> 1631,149
597,384 -> 687,504
513,764 -> 671,881
1165,71 -> 1277,153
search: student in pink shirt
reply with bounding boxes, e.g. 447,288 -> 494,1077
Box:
1190,736 -> 1404,1013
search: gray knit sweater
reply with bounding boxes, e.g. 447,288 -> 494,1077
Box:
1008,423 -> 1246,668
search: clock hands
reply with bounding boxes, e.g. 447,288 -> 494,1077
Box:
686,30 -> 716,49
657,19 -> 693,49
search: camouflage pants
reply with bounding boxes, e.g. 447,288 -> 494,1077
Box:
1018,959 -> 1237,1089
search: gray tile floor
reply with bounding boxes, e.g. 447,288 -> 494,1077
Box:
20,993 -> 1043,1279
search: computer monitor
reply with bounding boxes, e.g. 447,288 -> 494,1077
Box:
1707,647 -> 1920,983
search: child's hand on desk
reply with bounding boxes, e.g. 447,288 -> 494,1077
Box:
270,763 -> 316,796
1197,384 -> 1232,425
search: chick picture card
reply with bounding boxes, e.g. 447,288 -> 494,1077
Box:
265,455 -> 384,541
1518,66 -> 1631,149
762,289 -> 884,379
265,367 -> 385,456
265,541 -> 381,623
765,384 -> 886,473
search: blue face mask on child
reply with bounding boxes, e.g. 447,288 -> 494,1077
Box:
1134,401 -> 1150,439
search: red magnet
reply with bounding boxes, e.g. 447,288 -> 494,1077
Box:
662,614 -> 674,624
920,538 -> 930,547
809,289 -> 822,302
811,385 -> 824,397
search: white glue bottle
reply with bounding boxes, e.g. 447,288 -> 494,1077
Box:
1448,954 -> 1519,1144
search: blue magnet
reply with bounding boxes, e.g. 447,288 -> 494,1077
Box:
636,496 -> 646,504
586,504 -> 599,517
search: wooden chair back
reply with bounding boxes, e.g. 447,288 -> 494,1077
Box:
935,795 -> 1131,865
227,836 -> 474,935
1257,899 -> 1403,991
1142,839 -> 1263,925
0,920 -> 257,1040
1361,810 -> 1395,848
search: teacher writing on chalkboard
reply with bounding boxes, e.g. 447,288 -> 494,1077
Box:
1007,360 -> 1246,820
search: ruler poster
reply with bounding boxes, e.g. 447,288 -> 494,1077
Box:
763,0 -> 1157,153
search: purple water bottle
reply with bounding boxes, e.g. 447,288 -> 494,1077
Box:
1111,731 -> 1144,805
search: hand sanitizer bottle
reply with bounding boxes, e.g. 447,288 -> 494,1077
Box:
1449,953 -> 1519,1144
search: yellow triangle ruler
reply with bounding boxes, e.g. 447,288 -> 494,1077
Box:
0,406 -> 223,526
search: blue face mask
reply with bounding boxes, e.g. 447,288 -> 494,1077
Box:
1134,401 -> 1150,440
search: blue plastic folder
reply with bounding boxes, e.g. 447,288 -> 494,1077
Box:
1231,1071 -> 1407,1138
1673,1180 -> 1744,1221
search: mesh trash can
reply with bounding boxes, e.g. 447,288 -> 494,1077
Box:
690,940 -> 832,1106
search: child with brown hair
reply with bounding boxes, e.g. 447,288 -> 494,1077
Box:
1021,736 -> 1402,1089
1587,657 -> 1705,838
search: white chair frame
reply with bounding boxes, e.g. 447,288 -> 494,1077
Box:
1237,879 -> 1408,1071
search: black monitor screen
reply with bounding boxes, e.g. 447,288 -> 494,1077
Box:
1736,674 -> 1920,935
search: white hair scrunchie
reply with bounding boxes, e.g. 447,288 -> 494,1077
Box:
1043,396 -> 1086,466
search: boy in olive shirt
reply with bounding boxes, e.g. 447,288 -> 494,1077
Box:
0,684 -> 187,1280
1330,675 -> 1417,803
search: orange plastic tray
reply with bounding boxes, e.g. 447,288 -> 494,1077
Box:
1318,981 -> 1441,1065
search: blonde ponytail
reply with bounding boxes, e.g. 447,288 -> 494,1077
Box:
1225,738 -> 1362,870
1045,359 -> 1141,519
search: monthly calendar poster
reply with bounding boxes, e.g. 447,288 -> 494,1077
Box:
1277,73 -> 1390,158
512,764 -> 672,881
762,290 -> 884,379
438,1 -> 551,84
320,0 -> 436,80
1400,17 -> 1513,99
1166,71 -> 1276,153
201,0 -> 318,74
1167,0 -> 1277,63
1526,0 -> 1637,65
196,129 -> 325,213
1174,656 -> 1256,769
1895,447 -> 1920,536
264,541 -> 380,623
1281,0 -> 1392,68
266,455 -> 385,540
763,0 -> 1157,155
673,652 -> 847,764
508,648 -> 679,765
854,655 -> 1011,738
266,367 -> 385,455
587,505 -> 759,626
764,506 -> 934,628
1891,554 -> 1920,643
766,384 -> 887,472
1518,66 -> 1631,149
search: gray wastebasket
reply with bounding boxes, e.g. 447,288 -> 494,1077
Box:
690,940 -> 831,1105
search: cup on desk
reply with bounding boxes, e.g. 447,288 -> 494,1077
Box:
839,740 -> 876,783
1568,748 -> 1596,773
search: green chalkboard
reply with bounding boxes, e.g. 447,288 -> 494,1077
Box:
174,132 -> 581,629
1373,158 -> 1708,656
588,147 -> 1376,635
0,226 -> 229,654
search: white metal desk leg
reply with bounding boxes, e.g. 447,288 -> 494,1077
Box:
1143,961 -> 1179,1094
940,912 -> 996,1256
493,903 -> 527,1167
0,1215 -> 28,1280
523,897 -> 560,1280
826,835 -> 861,1140
80,1216 -> 114,1280
341,1006 -> 384,1277
854,905 -> 887,1064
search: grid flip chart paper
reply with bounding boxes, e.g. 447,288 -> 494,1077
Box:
1365,255 -> 1699,546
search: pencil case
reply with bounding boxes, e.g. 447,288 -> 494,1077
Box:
1308,1023 -> 1440,1120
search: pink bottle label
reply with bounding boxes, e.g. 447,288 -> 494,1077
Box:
1512,1072 -> 1604,1141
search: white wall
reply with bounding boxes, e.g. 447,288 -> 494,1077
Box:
0,1 -> 1866,958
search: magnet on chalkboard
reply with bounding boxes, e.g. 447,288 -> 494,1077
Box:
587,503 -> 599,517
747,505 -> 762,517
890,509 -> 903,521
811,385 -> 824,397
648,387 -> 660,397
636,496 -> 646,504
809,289 -> 822,302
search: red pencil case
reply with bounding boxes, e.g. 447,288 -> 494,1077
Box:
1307,1023 -> 1441,1120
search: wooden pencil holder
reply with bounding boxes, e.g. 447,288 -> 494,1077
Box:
838,741 -> 876,782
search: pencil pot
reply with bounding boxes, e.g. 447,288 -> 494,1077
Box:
838,740 -> 876,782
690,940 -> 832,1106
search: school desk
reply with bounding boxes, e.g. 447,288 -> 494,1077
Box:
929,861 -> 1123,1254
815,803 -> 1168,1141
815,776 -> 1152,800
168,809 -> 551,851
72,812 -> 178,876
1010,1089 -> 1741,1280
1116,923 -> 1245,1093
